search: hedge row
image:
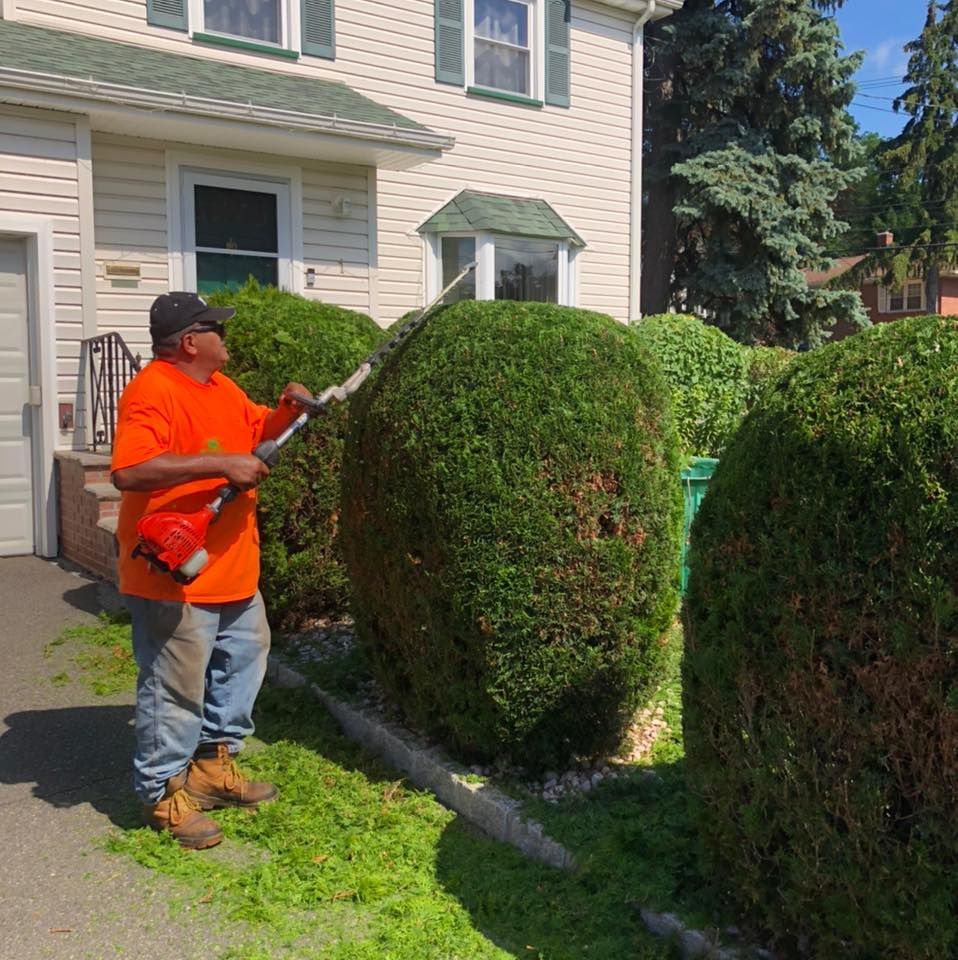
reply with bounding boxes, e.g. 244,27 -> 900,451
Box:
632,314 -> 795,458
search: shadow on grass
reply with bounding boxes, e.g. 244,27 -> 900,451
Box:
433,760 -> 720,960
251,686 -> 719,959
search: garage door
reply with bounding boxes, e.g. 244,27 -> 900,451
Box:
0,237 -> 34,556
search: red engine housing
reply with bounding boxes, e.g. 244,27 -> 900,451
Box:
134,507 -> 214,575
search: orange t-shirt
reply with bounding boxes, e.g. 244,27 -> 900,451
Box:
111,360 -> 271,603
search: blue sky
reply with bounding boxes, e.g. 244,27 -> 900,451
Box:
834,0 -> 928,139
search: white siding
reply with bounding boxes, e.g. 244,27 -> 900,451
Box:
0,106 -> 83,435
14,0 -> 637,324
89,134 -> 372,359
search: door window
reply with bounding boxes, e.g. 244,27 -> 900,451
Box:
182,171 -> 291,294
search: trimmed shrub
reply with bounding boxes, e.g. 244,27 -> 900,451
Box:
744,344 -> 795,409
632,314 -> 750,458
341,300 -> 683,770
683,316 -> 958,959
208,281 -> 386,627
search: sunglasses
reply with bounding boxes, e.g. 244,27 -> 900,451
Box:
187,322 -> 226,339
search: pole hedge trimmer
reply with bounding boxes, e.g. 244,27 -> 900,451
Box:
133,261 -> 477,584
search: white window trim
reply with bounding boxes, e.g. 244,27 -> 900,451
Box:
426,231 -> 575,306
465,0 -> 544,100
881,279 -> 925,314
187,0 -> 299,51
166,152 -> 303,293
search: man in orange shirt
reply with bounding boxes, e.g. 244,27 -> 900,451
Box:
112,291 -> 309,849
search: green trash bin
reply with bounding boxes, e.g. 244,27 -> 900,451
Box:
680,457 -> 719,597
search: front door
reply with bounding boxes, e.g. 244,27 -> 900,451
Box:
0,237 -> 35,556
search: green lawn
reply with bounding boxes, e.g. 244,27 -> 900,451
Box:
49,616 -> 718,960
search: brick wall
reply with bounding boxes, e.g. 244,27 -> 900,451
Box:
55,451 -> 118,583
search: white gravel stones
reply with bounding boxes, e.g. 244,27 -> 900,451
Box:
281,624 -> 673,803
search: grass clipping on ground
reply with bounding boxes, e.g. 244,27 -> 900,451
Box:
45,611 -> 137,696
50,614 -> 711,960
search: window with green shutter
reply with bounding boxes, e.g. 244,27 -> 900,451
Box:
437,0 -> 571,107
177,1 -> 333,58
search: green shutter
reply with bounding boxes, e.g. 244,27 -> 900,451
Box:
301,0 -> 335,59
545,0 -> 570,107
435,0 -> 464,86
147,0 -> 188,31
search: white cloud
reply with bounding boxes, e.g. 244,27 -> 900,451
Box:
867,38 -> 906,72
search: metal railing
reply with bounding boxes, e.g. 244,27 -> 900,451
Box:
83,332 -> 141,452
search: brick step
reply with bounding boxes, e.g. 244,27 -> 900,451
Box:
56,450 -> 119,583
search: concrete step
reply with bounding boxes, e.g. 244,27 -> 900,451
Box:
85,482 -> 121,501
96,515 -> 118,536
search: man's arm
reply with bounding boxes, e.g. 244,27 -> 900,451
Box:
112,452 -> 269,493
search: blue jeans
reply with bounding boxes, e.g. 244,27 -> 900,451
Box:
124,592 -> 271,804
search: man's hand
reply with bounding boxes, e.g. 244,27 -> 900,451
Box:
220,453 -> 271,490
261,382 -> 313,443
279,382 -> 312,412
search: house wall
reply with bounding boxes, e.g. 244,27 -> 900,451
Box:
830,277 -> 958,343
938,275 -> 958,315
0,104 -> 84,446
90,133 -> 373,360
12,0 -> 638,324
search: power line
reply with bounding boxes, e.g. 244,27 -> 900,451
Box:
836,200 -> 949,212
852,100 -> 900,115
857,90 -> 958,113
824,240 -> 958,256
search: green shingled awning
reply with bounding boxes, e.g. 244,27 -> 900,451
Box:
418,191 -> 585,247
0,18 -> 450,156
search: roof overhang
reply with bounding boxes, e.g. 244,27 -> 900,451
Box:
0,67 -> 454,171
592,0 -> 684,21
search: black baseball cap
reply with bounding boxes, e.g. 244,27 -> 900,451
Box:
149,292 -> 236,341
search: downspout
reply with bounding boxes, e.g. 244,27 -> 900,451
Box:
629,0 -> 656,322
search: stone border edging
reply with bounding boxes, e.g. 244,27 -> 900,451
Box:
266,655 -> 576,871
265,655 -> 774,959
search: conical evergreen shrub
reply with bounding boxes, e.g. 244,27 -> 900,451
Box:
683,315 -> 958,959
341,300 -> 682,769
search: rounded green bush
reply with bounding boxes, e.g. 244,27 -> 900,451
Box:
341,300 -> 683,769
683,315 -> 958,959
208,281 -> 386,627
632,314 -> 750,458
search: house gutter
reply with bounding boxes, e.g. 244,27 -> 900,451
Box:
0,66 -> 455,153
630,0 -> 656,322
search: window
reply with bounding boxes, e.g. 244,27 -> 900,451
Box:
188,0 -> 289,47
441,237 -> 478,302
435,0 -> 570,107
430,233 -> 573,305
474,0 -> 532,96
494,237 -> 557,302
161,0 -> 334,57
886,280 -> 925,313
203,0 -> 281,44
181,170 -> 292,294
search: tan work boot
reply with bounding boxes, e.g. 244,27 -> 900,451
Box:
142,772 -> 224,850
185,743 -> 278,810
